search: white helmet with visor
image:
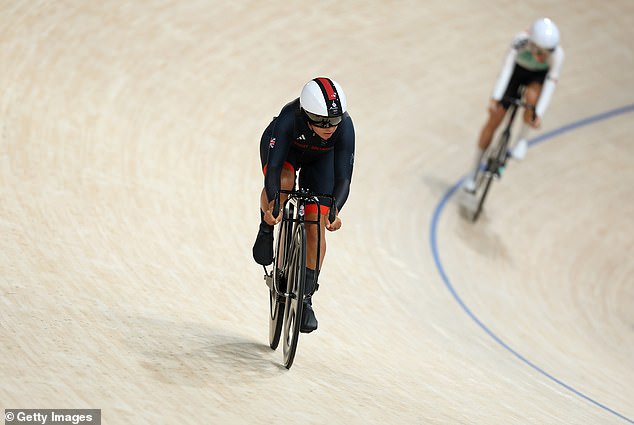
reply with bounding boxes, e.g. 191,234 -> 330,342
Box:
300,77 -> 347,128
530,18 -> 560,51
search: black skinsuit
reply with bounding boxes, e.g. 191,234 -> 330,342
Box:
259,98 -> 355,212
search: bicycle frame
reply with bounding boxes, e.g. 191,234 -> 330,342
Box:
269,188 -> 336,293
472,95 -> 535,221
264,188 -> 336,368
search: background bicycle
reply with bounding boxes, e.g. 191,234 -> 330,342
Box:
467,95 -> 536,222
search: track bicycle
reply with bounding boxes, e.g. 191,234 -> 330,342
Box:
262,188 -> 336,369
471,94 -> 536,222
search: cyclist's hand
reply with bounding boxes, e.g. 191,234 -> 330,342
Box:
326,215 -> 342,232
263,203 -> 281,226
530,115 -> 542,129
488,99 -> 502,114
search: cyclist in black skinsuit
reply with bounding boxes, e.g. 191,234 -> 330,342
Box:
252,77 -> 355,333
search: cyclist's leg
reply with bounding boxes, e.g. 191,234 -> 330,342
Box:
523,81 -> 543,122
464,101 -> 506,191
510,69 -> 547,159
258,126 -> 298,217
299,208 -> 329,333
464,66 -> 522,190
478,101 -> 507,151
509,82 -> 541,159
303,208 -> 328,277
296,152 -> 334,333
254,162 -> 296,266
522,67 -> 547,124
297,151 -> 334,283
253,127 -> 297,266
258,163 -> 295,214
479,64 -> 524,151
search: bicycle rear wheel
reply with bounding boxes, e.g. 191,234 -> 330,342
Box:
282,222 -> 306,369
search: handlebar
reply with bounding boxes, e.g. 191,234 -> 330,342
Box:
501,95 -> 537,122
272,189 -> 337,224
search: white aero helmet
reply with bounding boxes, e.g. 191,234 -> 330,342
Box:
529,18 -> 560,50
300,77 -> 347,127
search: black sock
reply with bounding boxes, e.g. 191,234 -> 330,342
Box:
259,210 -> 272,232
305,268 -> 319,295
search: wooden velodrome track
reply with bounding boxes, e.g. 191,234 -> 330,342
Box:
1,1 -> 633,424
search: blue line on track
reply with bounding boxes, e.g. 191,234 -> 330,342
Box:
429,103 -> 634,424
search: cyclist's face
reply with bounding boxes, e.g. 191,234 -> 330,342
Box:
310,123 -> 338,140
529,42 -> 553,62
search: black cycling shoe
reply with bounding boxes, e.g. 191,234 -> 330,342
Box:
300,297 -> 318,333
252,223 -> 273,265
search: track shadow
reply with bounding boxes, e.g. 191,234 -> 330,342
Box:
118,315 -> 288,388
453,199 -> 512,262
420,174 -> 457,201
422,173 -> 512,262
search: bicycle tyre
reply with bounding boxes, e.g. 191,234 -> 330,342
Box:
268,269 -> 284,349
282,222 -> 306,369
473,172 -> 494,222
268,209 -> 293,349
472,122 -> 514,222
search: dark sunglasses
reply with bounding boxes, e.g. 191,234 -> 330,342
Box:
304,110 -> 342,128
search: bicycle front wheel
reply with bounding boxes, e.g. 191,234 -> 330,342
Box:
473,170 -> 494,222
269,216 -> 292,350
268,276 -> 285,350
282,222 -> 306,369
473,129 -> 511,222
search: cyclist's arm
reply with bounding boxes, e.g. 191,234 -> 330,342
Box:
264,116 -> 294,203
491,33 -> 524,102
332,116 -> 355,212
535,46 -> 564,118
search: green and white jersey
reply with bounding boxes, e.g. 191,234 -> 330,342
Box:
513,32 -> 562,71
492,31 -> 565,117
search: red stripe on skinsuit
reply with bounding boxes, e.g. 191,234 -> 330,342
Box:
262,162 -> 295,175
305,204 -> 330,215
317,78 -> 336,100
